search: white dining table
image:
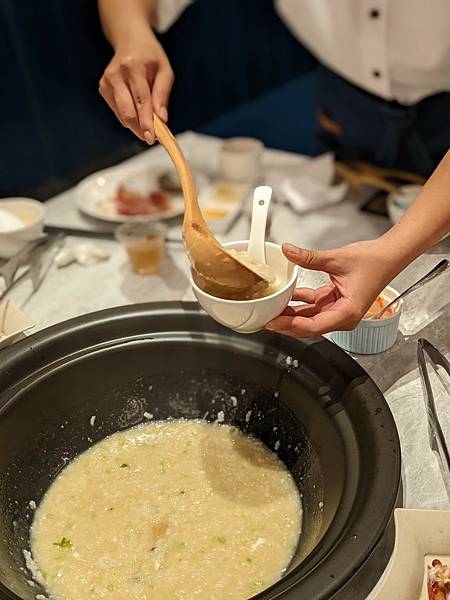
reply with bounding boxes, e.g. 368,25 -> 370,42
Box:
8,130 -> 450,512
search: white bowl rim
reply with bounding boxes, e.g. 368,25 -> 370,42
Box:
360,285 -> 403,323
0,198 -> 45,232
190,240 -> 298,304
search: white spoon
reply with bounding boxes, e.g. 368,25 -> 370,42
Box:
247,186 -> 273,263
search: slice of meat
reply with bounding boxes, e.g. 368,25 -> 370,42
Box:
428,559 -> 450,600
115,185 -> 156,216
149,191 -> 170,211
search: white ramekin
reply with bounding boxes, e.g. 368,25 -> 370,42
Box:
329,286 -> 402,354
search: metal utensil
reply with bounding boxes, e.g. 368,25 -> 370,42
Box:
373,259 -> 449,319
417,338 -> 450,501
0,236 -> 50,290
0,234 -> 65,301
43,224 -> 183,245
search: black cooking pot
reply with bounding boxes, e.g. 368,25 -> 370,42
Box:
0,302 -> 400,600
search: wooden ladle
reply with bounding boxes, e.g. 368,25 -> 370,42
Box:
154,115 -> 270,298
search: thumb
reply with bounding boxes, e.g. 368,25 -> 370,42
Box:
282,243 -> 336,272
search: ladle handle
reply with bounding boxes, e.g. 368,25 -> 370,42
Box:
247,186 -> 272,263
154,115 -> 205,224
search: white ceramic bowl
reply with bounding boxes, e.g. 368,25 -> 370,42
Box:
0,198 -> 45,259
329,286 -> 403,354
191,240 -> 298,334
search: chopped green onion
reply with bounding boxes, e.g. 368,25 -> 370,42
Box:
251,580 -> 265,590
120,463 -> 128,469
52,537 -> 72,549
216,536 -> 226,544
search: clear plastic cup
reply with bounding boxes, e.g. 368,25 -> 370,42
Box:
115,221 -> 167,275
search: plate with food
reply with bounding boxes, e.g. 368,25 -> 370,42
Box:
370,509 -> 450,600
74,165 -> 208,223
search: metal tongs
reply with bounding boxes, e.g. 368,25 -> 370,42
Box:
417,338 -> 450,501
0,234 -> 64,302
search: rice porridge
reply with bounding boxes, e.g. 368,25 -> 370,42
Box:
30,419 -> 302,599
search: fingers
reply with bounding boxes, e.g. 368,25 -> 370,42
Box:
99,68 -> 146,141
291,287 -> 317,303
126,65 -> 155,143
266,309 -> 346,338
266,292 -> 359,338
113,78 -> 146,141
100,58 -> 170,143
283,243 -> 337,272
151,62 -> 174,122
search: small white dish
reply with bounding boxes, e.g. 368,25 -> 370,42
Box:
387,184 -> 422,224
199,181 -> 250,234
330,286 -> 402,354
191,240 -> 298,334
370,508 -> 450,600
0,198 -> 45,259
74,164 -> 207,224
0,300 -> 34,350
219,137 -> 264,184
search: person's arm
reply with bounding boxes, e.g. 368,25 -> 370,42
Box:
98,0 -> 174,143
266,150 -> 450,338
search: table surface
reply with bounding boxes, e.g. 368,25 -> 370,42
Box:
7,131 -> 450,512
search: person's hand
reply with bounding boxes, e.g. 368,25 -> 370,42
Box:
99,28 -> 174,144
266,241 -> 396,339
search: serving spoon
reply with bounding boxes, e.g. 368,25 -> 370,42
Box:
372,259 -> 449,319
154,115 -> 270,298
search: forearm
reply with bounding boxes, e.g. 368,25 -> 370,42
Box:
375,150 -> 450,278
98,0 -> 156,48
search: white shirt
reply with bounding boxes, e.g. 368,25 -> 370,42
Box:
156,0 -> 450,105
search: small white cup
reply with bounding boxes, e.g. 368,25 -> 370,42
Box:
0,198 -> 45,259
191,240 -> 298,334
329,286 -> 403,354
219,138 -> 264,184
386,184 -> 422,224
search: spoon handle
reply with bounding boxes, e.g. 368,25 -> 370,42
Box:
376,259 -> 449,319
247,186 -> 272,263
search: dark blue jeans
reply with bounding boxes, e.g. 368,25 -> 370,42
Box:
315,67 -> 450,177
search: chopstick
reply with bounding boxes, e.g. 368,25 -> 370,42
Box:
43,224 -> 183,244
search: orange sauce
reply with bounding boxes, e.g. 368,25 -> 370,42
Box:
365,294 -> 397,319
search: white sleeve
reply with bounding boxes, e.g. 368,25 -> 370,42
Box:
154,0 -> 192,33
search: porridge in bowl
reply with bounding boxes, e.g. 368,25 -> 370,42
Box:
29,419 -> 302,599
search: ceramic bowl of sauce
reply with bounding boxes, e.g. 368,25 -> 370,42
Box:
191,240 -> 298,334
330,286 -> 403,354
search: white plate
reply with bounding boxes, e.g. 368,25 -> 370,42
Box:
370,508 -> 450,600
74,164 -> 208,224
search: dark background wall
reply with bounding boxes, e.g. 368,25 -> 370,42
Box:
0,0 -> 317,200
